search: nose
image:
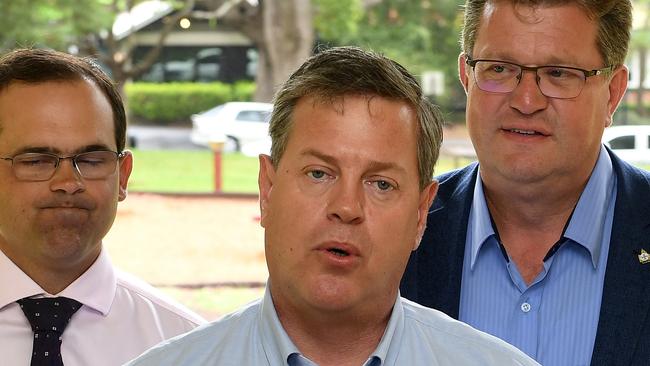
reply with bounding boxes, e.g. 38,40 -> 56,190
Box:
326,178 -> 364,225
49,158 -> 85,194
509,69 -> 548,115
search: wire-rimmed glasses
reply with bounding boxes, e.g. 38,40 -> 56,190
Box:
1,150 -> 125,181
465,56 -> 614,99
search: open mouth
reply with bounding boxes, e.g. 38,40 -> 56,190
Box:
508,128 -> 539,135
327,247 -> 350,257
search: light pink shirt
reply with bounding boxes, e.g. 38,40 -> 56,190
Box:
0,248 -> 206,366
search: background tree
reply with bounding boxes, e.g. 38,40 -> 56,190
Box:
631,0 -> 650,117
335,0 -> 466,121
0,0 -> 195,93
207,0 -> 314,102
80,0 -> 196,92
0,0 -> 105,51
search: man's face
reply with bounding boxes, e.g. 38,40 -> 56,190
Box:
259,95 -> 437,318
460,2 -> 628,186
0,79 -> 132,278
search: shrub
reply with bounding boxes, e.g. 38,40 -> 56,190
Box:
125,82 -> 255,125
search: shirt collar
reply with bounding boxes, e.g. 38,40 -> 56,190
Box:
0,249 -> 45,309
371,295 -> 404,365
469,145 -> 615,269
259,283 -> 303,365
468,173 -> 497,269
57,248 -> 117,315
0,247 -> 117,315
259,283 -> 404,366
563,145 -> 615,268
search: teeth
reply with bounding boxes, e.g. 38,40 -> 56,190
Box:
510,129 -> 536,135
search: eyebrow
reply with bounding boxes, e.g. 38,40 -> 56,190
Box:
300,148 -> 408,175
12,144 -> 113,156
477,53 -> 580,67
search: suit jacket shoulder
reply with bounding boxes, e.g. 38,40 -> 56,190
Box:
591,150 -> 650,365
400,163 -> 478,318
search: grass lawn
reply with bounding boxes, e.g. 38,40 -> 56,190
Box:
128,150 -> 260,193
128,149 -> 650,194
127,149 -> 477,194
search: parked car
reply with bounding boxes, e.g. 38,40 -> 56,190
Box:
190,102 -> 273,156
602,125 -> 650,164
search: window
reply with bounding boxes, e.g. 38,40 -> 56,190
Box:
235,110 -> 270,122
609,135 -> 635,150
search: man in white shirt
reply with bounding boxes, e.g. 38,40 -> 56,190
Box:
0,48 -> 205,366
126,47 -> 539,366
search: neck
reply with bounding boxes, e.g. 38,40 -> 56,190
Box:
274,295 -> 393,366
481,169 -> 590,284
0,242 -> 99,294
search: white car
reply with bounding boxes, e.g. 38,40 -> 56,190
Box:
190,102 -> 273,156
602,125 -> 650,164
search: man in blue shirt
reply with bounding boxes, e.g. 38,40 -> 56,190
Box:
126,47 -> 539,366
401,1 -> 650,365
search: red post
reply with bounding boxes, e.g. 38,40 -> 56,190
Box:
213,149 -> 222,193
209,140 -> 225,193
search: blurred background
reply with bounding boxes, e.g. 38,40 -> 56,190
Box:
2,0 -> 649,319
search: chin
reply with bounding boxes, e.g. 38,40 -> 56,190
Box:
305,276 -> 361,309
41,234 -> 98,261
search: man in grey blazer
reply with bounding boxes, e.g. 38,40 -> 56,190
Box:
401,1 -> 649,365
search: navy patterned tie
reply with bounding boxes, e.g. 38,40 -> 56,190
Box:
17,297 -> 82,366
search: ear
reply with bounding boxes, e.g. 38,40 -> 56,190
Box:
258,154 -> 276,228
117,150 -> 133,202
413,180 -> 438,250
605,65 -> 629,127
459,53 -> 470,94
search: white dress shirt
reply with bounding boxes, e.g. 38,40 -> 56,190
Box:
126,286 -> 539,366
0,247 -> 206,366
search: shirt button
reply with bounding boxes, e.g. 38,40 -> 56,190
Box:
521,302 -> 532,313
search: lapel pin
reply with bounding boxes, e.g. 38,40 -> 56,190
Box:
638,249 -> 650,264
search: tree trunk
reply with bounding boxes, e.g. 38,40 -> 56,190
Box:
255,0 -> 314,102
209,0 -> 314,102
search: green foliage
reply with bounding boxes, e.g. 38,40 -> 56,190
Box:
615,103 -> 650,125
0,0 -> 108,51
323,0 -> 467,120
314,0 -> 364,41
125,82 -> 255,124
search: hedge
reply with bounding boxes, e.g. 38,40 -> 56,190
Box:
125,81 -> 255,125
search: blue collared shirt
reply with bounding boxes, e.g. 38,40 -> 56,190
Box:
126,284 -> 539,366
459,145 -> 617,366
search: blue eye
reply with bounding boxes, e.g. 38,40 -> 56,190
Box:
376,180 -> 392,190
368,179 -> 395,192
308,170 -> 327,180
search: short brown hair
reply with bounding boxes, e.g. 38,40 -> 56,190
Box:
461,0 -> 632,67
0,48 -> 127,151
269,46 -> 444,190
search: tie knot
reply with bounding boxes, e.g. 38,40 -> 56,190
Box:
17,297 -> 82,335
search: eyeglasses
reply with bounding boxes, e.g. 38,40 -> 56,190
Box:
465,56 -> 614,99
1,150 -> 125,181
